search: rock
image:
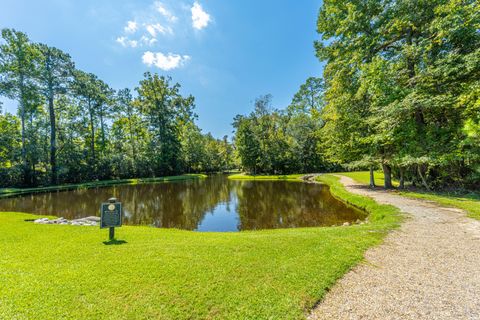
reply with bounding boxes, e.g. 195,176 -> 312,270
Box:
343,222 -> 350,226
34,218 -> 49,224
84,216 -> 100,222
32,216 -> 98,226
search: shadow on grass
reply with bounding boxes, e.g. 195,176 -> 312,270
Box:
103,239 -> 128,245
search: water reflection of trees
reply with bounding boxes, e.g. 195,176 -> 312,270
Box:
0,176 -> 233,230
122,175 -> 232,229
0,176 -> 365,231
234,181 -> 365,230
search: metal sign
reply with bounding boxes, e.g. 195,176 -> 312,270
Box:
100,198 -> 123,229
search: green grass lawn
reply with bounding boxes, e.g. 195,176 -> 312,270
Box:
0,174 -> 400,319
228,173 -> 304,180
340,171 -> 480,220
338,171 -> 400,188
0,174 -> 207,199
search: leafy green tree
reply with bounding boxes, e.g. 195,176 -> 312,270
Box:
234,116 -> 262,174
0,110 -> 21,185
136,73 -> 184,175
316,0 -> 480,189
0,28 -> 39,184
35,43 -> 74,184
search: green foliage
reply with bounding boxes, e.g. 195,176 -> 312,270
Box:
316,0 -> 480,189
233,81 -> 328,174
228,173 -> 304,180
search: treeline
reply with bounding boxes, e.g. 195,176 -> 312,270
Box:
0,29 -> 234,187
233,78 -> 334,174
234,0 -> 480,189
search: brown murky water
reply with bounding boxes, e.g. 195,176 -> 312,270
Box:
0,175 -> 365,231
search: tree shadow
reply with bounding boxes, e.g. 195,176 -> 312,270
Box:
103,239 -> 128,245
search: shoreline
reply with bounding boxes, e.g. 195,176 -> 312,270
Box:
0,174 -> 207,199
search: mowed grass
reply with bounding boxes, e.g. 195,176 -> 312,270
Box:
0,175 -> 400,319
0,174 -> 207,199
339,171 -> 400,188
340,171 -> 480,220
228,173 -> 304,180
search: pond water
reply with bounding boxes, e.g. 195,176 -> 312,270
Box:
0,175 -> 365,232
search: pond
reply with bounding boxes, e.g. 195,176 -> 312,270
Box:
0,175 -> 366,232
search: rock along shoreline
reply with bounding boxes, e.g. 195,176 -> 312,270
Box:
33,216 -> 100,226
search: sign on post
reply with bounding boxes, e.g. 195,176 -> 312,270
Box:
100,197 -> 123,240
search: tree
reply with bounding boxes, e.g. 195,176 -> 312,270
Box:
0,28 -> 38,184
234,116 -> 261,174
136,73 -> 184,175
35,44 -> 74,184
316,0 -> 480,189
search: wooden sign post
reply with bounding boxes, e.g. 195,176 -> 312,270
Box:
100,197 -> 123,240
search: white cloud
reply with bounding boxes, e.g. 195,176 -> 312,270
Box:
145,23 -> 173,37
155,2 -> 178,22
116,36 -> 138,48
140,35 -> 158,46
142,51 -> 191,70
124,21 -> 138,33
191,2 -> 210,30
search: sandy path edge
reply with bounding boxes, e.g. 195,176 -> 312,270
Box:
308,175 -> 480,320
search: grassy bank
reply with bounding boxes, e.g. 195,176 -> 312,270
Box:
341,171 -> 480,220
0,174 -> 207,199
339,171 -> 400,188
0,174 -> 400,319
228,173 -> 304,180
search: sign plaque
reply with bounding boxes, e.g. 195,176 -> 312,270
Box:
100,198 -> 123,240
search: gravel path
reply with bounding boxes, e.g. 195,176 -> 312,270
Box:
309,176 -> 480,320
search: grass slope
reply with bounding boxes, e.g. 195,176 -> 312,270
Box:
228,173 -> 304,180
0,174 -> 207,199
339,171 -> 400,188
0,175 -> 400,319
341,171 -> 480,220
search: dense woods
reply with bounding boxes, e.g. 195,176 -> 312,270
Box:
233,78 -> 330,174
234,0 -> 480,189
0,29 -> 234,187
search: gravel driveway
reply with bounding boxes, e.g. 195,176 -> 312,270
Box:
309,175 -> 480,320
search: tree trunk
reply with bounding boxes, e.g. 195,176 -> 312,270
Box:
382,163 -> 393,189
19,75 -> 30,186
99,105 -> 106,154
20,104 -> 29,185
88,101 -> 96,163
399,168 -> 405,189
127,108 -> 137,175
369,165 -> 376,188
406,27 -> 425,131
48,93 -> 57,185
417,164 -> 430,191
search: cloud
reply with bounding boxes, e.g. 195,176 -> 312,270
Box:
145,23 -> 173,37
116,36 -> 138,48
140,36 -> 158,46
124,21 -> 138,33
155,2 -> 178,22
142,51 -> 191,70
191,2 -> 210,30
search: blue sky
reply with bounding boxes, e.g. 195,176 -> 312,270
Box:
0,0 -> 324,137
